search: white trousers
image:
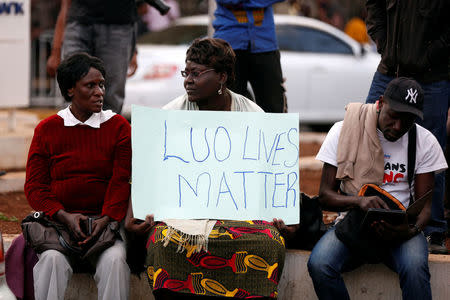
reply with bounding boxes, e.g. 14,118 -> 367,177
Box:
33,240 -> 130,300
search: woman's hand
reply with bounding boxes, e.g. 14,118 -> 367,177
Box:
125,214 -> 155,235
124,198 -> 154,235
272,218 -> 300,241
79,215 -> 110,245
54,210 -> 88,241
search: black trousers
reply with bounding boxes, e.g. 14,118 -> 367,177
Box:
230,50 -> 286,113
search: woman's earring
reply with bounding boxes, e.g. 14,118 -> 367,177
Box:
218,83 -> 223,95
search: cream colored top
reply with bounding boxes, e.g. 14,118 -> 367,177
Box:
162,89 -> 264,112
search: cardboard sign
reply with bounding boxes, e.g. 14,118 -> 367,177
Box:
132,105 -> 300,224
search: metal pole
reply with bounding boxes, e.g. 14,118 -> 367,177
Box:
207,0 -> 216,37
38,36 -> 47,99
7,109 -> 17,132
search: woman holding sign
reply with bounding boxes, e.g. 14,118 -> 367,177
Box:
125,38 -> 285,299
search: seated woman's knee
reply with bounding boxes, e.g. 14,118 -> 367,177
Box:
98,241 -> 127,265
40,249 -> 70,265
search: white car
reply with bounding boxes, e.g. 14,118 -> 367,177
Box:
123,15 -> 380,124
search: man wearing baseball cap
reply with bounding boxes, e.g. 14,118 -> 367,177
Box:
377,77 -> 424,141
305,77 -> 447,299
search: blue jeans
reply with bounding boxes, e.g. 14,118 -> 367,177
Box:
307,227 -> 431,300
366,71 -> 450,235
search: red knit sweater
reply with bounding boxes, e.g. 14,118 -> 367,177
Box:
24,114 -> 131,221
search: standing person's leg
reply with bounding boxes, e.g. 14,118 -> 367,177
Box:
307,227 -> 363,300
94,23 -> 135,114
417,80 -> 450,253
365,71 -> 394,103
60,22 -> 93,105
229,50 -> 252,100
94,239 -> 130,300
247,50 -> 285,113
62,22 -> 93,59
33,250 -> 73,300
384,233 -> 431,300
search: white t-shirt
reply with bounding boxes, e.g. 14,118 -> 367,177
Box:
316,121 -> 447,208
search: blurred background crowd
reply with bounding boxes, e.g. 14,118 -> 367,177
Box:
29,0 -> 371,105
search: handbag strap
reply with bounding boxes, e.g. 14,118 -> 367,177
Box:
53,225 -> 84,255
32,212 -> 84,255
407,124 -> 416,205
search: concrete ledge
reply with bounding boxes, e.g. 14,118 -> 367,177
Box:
279,250 -> 450,300
299,156 -> 322,171
0,111 -> 37,170
0,110 -> 39,132
62,250 -> 450,300
0,171 -> 26,193
0,134 -> 33,170
5,234 -> 447,300
65,274 -> 154,300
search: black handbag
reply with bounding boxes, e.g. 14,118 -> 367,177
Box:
21,211 -> 120,260
287,193 -> 327,250
334,185 -> 407,263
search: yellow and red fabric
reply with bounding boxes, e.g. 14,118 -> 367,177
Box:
146,220 -> 285,298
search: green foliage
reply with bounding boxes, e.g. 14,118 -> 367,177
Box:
0,212 -> 18,222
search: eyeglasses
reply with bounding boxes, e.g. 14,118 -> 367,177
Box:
181,68 -> 215,78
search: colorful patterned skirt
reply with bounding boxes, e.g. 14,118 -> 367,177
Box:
145,220 -> 286,298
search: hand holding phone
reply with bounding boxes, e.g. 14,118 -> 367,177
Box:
80,217 -> 94,236
362,208 -> 407,229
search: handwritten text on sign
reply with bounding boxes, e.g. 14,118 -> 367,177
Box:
132,105 -> 300,224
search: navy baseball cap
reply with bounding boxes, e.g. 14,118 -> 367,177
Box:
384,77 -> 424,119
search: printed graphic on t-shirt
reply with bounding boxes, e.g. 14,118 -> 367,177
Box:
383,162 -> 406,184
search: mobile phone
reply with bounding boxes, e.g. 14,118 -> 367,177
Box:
87,217 -> 93,235
81,218 -> 93,235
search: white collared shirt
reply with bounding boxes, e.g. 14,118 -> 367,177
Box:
57,105 -> 116,128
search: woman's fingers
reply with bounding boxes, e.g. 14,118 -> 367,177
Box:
70,215 -> 88,240
145,214 -> 155,227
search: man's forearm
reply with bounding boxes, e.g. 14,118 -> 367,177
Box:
51,0 -> 71,55
318,189 -> 363,212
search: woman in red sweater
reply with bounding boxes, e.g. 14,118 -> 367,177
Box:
25,52 -> 131,300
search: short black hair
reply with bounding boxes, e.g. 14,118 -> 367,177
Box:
56,52 -> 106,102
185,38 -> 235,86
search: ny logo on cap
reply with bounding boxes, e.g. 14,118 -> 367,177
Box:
405,88 -> 418,103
